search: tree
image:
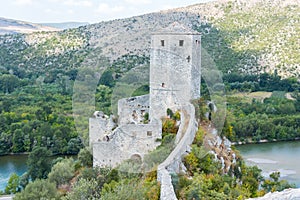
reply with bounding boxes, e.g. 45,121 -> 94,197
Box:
78,147 -> 93,167
262,171 -> 295,192
66,138 -> 82,154
19,173 -> 29,190
0,74 -> 20,93
14,179 -> 58,200
5,173 -> 20,194
100,180 -> 151,200
99,70 -> 115,87
12,129 -> 24,153
95,85 -> 112,114
62,178 -> 101,200
48,158 -> 75,186
27,146 -> 52,180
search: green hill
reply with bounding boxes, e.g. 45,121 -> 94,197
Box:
0,0 -> 299,80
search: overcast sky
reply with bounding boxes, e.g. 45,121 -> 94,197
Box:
0,0 -> 214,24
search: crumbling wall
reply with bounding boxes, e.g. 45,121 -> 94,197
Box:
157,103 -> 198,200
92,120 -> 162,168
89,111 -> 116,146
118,95 -> 150,125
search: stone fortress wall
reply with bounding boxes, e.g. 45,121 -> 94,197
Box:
90,23 -> 201,200
90,95 -> 162,167
158,103 -> 198,200
117,94 -> 150,125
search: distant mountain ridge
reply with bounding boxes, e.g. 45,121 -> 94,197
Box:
0,17 -> 58,35
40,22 -> 89,30
0,0 -> 299,78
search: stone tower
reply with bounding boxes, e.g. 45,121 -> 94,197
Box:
89,22 -> 201,168
149,22 -> 201,121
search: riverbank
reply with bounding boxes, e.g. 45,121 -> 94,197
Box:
0,155 -> 28,192
232,137 -> 300,146
236,140 -> 300,187
0,154 -> 77,192
0,152 -> 29,156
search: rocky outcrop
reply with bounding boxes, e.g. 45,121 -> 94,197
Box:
248,188 -> 300,200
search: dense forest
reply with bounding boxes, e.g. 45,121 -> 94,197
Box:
220,72 -> 300,143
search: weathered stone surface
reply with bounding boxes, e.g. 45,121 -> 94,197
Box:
118,94 -> 149,125
92,119 -> 162,168
149,23 -> 201,121
248,188 -> 300,200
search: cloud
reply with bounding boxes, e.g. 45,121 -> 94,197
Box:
13,0 -> 33,6
67,9 -> 74,14
96,3 -> 124,14
45,8 -> 60,14
63,0 -> 93,7
124,0 -> 151,4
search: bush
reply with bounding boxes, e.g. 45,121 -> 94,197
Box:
48,158 -> 75,186
78,147 -> 93,167
14,179 -> 58,200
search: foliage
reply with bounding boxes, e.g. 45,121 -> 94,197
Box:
0,1 -> 299,198
225,84 -> 300,142
5,173 -> 20,194
221,72 -> 300,143
180,125 -> 271,199
95,85 -> 112,115
19,172 -> 29,191
48,158 -> 75,186
143,134 -> 175,170
198,2 -> 300,77
0,83 -> 83,155
27,146 -> 52,181
14,179 -> 58,200
223,72 -> 299,93
100,178 -> 159,200
131,84 -> 149,96
77,147 -> 93,167
62,178 -> 101,200
162,117 -> 179,135
262,172 -> 295,193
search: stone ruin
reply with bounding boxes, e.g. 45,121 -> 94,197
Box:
89,22 -> 202,200
89,22 -> 201,176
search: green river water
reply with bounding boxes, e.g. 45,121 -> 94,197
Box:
236,140 -> 300,187
1,141 -> 300,192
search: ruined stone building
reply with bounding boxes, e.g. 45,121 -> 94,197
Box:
89,22 -> 201,168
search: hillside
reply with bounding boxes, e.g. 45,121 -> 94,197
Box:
0,17 -> 58,35
0,0 -> 299,79
40,22 -> 89,30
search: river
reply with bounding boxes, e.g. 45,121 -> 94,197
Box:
236,141 -> 300,187
0,155 -> 27,192
1,142 -> 300,191
0,154 -> 76,192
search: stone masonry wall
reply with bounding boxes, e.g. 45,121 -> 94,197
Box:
93,119 -> 162,168
158,103 -> 198,200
